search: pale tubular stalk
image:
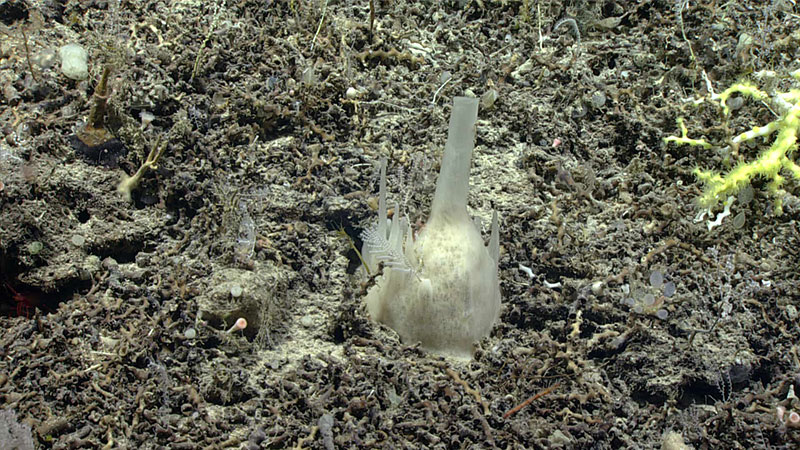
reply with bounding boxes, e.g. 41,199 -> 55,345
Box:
431,97 -> 479,220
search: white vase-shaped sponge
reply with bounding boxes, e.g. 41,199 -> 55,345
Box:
361,97 -> 500,359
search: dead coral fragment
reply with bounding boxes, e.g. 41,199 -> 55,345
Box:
355,48 -> 424,68
117,135 -> 167,202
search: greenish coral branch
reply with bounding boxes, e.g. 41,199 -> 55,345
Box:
716,81 -> 768,116
663,118 -> 711,148
666,71 -> 800,216
693,103 -> 799,214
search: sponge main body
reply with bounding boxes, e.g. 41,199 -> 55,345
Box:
362,97 -> 500,359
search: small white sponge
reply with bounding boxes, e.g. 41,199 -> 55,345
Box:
59,43 -> 89,81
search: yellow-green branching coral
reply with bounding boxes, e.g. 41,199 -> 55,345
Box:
665,70 -> 800,216
663,118 -> 711,149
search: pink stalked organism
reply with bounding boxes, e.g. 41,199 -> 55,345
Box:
227,317 -> 247,334
788,410 -> 800,429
